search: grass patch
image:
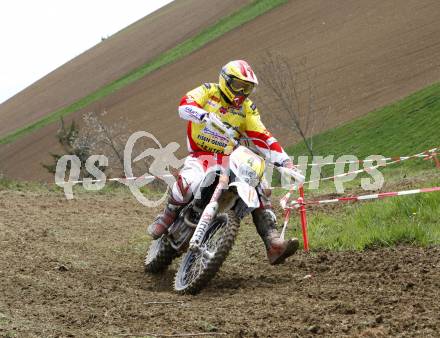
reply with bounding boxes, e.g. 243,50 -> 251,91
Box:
293,176 -> 440,250
0,0 -> 287,146
0,176 -> 51,192
0,176 -> 168,200
0,312 -> 10,326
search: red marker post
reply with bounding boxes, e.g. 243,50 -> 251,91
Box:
423,149 -> 440,169
433,154 -> 440,169
297,185 -> 309,251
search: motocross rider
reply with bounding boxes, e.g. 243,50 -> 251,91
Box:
149,60 -> 304,265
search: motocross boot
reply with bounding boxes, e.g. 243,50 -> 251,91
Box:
148,197 -> 183,239
252,208 -> 299,265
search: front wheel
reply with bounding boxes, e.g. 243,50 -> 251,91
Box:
144,237 -> 178,273
174,210 -> 240,294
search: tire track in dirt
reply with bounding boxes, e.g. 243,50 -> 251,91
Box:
1,188 -> 439,337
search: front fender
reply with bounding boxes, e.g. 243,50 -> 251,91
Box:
229,181 -> 259,208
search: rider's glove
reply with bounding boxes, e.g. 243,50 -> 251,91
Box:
200,112 -> 209,123
282,159 -> 296,169
281,159 -> 305,185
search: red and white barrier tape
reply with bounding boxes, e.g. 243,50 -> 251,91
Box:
285,186 -> 440,209
60,147 -> 438,187
305,147 -> 438,185
61,174 -> 175,185
280,147 -> 438,206
279,147 -> 439,251
304,151 -> 437,166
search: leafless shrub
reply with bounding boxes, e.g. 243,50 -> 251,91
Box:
76,111 -> 127,176
255,52 -> 330,156
77,110 -> 173,190
77,111 -> 169,191
42,118 -> 94,177
44,112 -> 169,191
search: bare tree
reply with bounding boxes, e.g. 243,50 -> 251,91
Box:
77,111 -> 169,190
76,111 -> 127,174
255,52 -> 330,156
42,118 -> 94,177
43,112 -> 169,192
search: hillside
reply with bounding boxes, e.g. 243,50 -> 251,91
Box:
2,91 -> 439,338
0,0 -> 251,137
283,82 -> 440,250
1,0 -> 440,181
288,82 -> 440,160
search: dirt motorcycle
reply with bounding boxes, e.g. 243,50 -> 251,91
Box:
144,115 -> 303,294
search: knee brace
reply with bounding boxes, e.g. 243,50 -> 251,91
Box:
171,175 -> 193,204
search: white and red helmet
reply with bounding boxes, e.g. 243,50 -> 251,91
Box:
219,60 -> 258,106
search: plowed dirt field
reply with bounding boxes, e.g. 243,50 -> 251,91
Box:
0,0 -> 251,137
2,0 -> 440,181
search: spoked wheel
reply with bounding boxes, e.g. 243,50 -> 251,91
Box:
174,210 -> 240,294
144,237 -> 178,273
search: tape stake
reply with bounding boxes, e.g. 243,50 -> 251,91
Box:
298,186 -> 309,251
434,153 -> 440,169
280,208 -> 291,240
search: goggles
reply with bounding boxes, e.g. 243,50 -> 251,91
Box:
228,77 -> 255,95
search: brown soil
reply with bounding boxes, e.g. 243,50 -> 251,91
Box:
2,0 -> 440,181
1,188 -> 439,337
0,0 -> 251,137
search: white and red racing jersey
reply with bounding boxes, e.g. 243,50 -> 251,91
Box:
178,82 -> 289,165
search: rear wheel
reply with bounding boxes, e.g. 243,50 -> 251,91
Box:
174,210 -> 240,294
144,237 -> 178,273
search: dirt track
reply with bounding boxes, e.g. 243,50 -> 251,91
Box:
1,188 -> 439,337
1,0 -> 440,181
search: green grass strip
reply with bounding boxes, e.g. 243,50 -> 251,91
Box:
287,82 -> 440,159
295,176 -> 440,250
0,0 -> 287,146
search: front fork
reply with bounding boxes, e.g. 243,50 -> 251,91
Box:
189,173 -> 229,251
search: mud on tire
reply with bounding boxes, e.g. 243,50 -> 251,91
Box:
144,237 -> 178,273
174,210 -> 240,294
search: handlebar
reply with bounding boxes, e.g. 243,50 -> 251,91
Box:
277,166 -> 305,187
203,113 -> 238,146
202,112 -> 305,186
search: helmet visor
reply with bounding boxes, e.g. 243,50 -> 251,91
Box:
229,77 -> 255,95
